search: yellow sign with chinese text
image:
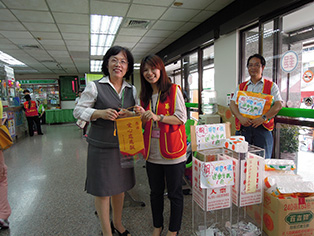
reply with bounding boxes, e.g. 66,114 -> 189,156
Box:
115,116 -> 145,156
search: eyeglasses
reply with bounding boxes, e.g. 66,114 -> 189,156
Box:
248,63 -> 262,68
109,58 -> 128,66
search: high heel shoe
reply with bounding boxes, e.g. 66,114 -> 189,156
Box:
111,221 -> 130,236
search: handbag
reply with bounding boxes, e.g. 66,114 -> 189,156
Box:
0,124 -> 13,150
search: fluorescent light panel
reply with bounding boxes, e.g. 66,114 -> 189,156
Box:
0,51 -> 26,66
90,15 -> 123,56
90,60 -> 103,72
90,15 -> 123,72
134,63 -> 140,70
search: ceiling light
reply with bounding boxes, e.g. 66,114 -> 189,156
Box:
134,63 -> 140,70
0,51 -> 26,66
90,15 -> 123,56
90,60 -> 103,72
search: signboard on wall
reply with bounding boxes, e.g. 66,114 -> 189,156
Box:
280,50 -> 298,73
19,80 -> 58,84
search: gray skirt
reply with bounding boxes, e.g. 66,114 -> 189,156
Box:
85,145 -> 135,196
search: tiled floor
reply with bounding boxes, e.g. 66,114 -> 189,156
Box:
0,124 -> 192,236
1,123 -> 313,236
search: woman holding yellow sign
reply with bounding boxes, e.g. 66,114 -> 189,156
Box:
74,46 -> 136,236
230,54 -> 283,159
135,54 -> 187,236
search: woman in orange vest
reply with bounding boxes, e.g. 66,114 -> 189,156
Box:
23,95 -> 43,136
135,54 -> 187,236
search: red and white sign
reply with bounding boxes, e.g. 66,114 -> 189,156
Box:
239,154 -> 264,207
303,70 -> 314,83
192,157 -> 232,211
220,153 -> 264,207
281,50 -> 298,73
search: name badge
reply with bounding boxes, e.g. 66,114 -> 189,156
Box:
151,128 -> 160,138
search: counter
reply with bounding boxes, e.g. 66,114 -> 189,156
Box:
45,109 -> 76,124
3,106 -> 28,140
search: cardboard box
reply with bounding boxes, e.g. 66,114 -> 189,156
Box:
263,191 -> 314,236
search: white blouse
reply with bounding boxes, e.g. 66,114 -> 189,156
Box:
73,76 -> 137,121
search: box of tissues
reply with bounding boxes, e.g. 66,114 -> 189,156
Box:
224,136 -> 248,153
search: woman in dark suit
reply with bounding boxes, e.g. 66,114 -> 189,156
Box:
74,46 -> 136,236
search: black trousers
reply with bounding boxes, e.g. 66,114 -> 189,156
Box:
146,161 -> 185,232
26,116 -> 42,136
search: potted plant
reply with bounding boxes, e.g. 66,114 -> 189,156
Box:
279,124 -> 300,160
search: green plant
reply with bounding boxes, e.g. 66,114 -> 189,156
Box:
279,125 -> 299,153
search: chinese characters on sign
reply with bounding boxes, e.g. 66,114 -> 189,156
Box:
246,156 -> 258,193
193,156 -> 233,211
195,124 -> 226,150
238,95 -> 265,116
236,91 -> 273,119
281,50 -> 298,73
116,116 -> 145,156
200,160 -> 234,188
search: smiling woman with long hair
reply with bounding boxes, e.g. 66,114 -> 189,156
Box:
135,54 -> 187,236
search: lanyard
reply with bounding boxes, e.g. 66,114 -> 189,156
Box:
151,92 -> 160,113
110,85 -> 125,108
121,88 -> 125,108
151,92 -> 160,128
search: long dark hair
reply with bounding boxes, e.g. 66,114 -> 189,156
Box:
101,45 -> 134,78
25,94 -> 32,109
139,54 -> 172,108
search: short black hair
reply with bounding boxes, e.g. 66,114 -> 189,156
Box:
247,54 -> 266,67
23,89 -> 30,94
101,46 -> 134,78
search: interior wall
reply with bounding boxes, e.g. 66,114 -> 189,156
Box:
214,31 -> 239,106
133,70 -> 141,103
61,100 -> 76,109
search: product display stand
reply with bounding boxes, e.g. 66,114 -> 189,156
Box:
190,122 -> 233,236
192,148 -> 233,236
221,145 -> 265,235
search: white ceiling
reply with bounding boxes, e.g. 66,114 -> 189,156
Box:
0,0 -> 234,76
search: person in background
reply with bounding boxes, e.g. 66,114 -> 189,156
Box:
0,100 -> 11,230
135,54 -> 187,236
23,95 -> 43,136
23,89 -> 30,95
229,54 -> 283,159
75,90 -> 83,106
37,100 -> 45,124
73,46 -> 136,236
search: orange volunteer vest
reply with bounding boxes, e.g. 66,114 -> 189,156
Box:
141,84 -> 187,160
24,101 -> 39,117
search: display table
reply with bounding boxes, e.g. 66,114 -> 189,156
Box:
45,109 -> 76,124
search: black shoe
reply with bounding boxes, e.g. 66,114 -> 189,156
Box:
111,221 -> 130,236
0,219 -> 9,229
